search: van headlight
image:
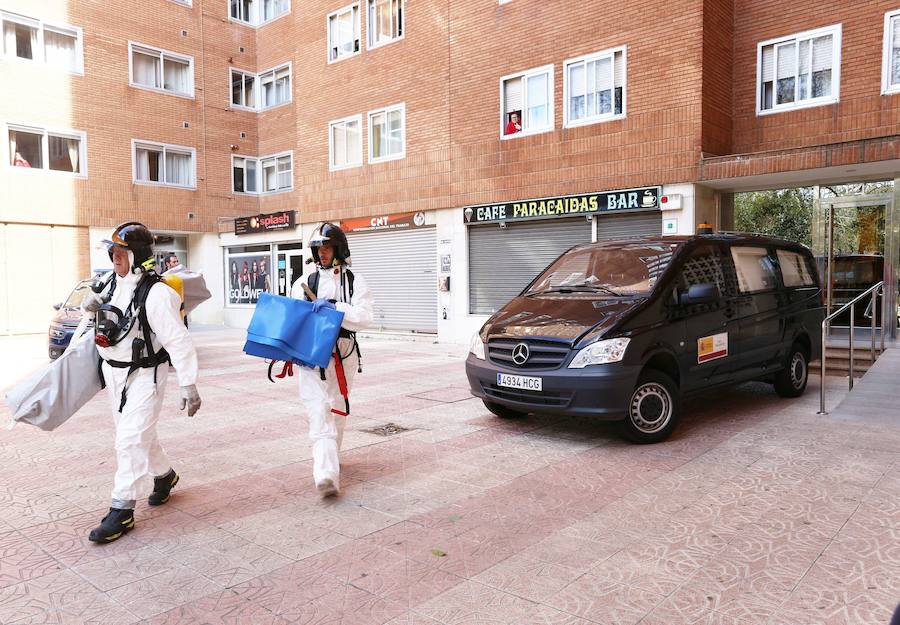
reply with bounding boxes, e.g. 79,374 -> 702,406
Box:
568,338 -> 630,368
469,333 -> 486,360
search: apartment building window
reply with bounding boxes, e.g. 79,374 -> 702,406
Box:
230,0 -> 253,23
231,65 -> 289,110
263,154 -> 292,191
133,140 -> 195,188
501,65 -> 553,137
260,64 -> 291,108
262,0 -> 289,22
757,24 -> 841,114
564,47 -> 625,127
883,9 -> 900,94
130,42 -> 194,97
231,69 -> 256,108
231,0 -> 287,25
369,103 -> 404,162
233,153 -> 292,193
328,4 -> 360,62
1,12 -> 83,72
7,124 -> 85,175
233,156 -> 258,193
367,0 -> 402,49
329,115 -> 362,170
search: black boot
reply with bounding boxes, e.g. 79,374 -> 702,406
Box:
88,508 -> 134,543
148,470 -> 179,506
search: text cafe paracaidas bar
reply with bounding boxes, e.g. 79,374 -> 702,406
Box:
464,187 -> 663,315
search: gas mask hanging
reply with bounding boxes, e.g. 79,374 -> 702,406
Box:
94,304 -> 136,348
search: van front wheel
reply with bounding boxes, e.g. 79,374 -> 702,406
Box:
774,343 -> 808,398
620,370 -> 680,444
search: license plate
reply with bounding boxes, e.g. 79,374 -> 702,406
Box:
497,372 -> 542,392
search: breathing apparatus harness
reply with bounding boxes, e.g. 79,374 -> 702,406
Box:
93,271 -> 171,411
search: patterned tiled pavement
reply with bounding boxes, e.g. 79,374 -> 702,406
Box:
0,327 -> 898,625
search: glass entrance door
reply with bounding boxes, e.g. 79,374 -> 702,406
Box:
816,194 -> 897,338
276,250 -> 305,297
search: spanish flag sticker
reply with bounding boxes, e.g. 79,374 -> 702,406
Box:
698,332 -> 728,364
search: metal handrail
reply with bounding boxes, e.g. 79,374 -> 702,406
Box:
819,281 -> 884,414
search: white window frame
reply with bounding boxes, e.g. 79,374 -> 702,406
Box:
229,0 -> 289,27
128,41 -> 195,98
327,3 -> 361,64
229,67 -> 257,110
366,0 -> 404,51
232,151 -> 292,194
261,152 -> 293,193
755,24 -> 841,116
5,123 -> 87,178
258,62 -> 292,110
328,114 -> 364,171
229,64 -> 291,111
169,0 -> 192,6
882,9 -> 900,95
499,64 -> 555,139
367,103 -> 405,164
0,12 -> 84,74
563,46 -> 627,128
131,139 -> 196,189
232,154 -> 259,194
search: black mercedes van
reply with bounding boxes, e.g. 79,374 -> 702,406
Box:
465,233 -> 824,443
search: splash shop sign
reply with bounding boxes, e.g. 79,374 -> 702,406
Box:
462,187 -> 661,225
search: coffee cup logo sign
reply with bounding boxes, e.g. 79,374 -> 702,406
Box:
462,187 -> 662,225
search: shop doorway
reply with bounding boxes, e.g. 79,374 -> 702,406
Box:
276,248 -> 305,297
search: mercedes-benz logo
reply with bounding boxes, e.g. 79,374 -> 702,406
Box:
511,342 -> 530,366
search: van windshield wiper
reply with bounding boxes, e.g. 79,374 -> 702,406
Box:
529,284 -> 623,297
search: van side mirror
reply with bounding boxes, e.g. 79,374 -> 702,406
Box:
53,302 -> 62,310
680,283 -> 719,305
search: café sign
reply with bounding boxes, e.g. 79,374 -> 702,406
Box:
463,187 -> 662,225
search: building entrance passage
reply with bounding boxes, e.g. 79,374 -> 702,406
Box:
815,193 -> 899,339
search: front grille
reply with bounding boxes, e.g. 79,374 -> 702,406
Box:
488,339 -> 571,370
482,383 -> 572,407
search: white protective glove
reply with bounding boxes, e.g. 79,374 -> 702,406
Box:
82,292 -> 107,313
180,384 -> 201,417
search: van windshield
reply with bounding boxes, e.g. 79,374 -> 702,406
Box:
526,242 -> 678,297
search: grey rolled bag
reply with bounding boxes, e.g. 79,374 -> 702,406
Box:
4,319 -> 102,431
166,267 -> 212,313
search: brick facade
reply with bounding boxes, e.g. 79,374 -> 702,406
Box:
3,0 -> 900,333
4,0 -> 900,232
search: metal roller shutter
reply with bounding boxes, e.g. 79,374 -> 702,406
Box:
596,211 -> 662,240
468,218 -> 592,315
347,227 -> 437,333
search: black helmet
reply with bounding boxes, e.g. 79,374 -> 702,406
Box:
102,222 -> 156,273
309,222 -> 350,266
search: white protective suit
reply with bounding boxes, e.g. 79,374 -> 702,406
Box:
290,265 -> 374,491
94,268 -> 199,508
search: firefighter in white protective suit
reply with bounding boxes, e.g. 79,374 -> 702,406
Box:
290,223 -> 373,497
81,222 -> 201,543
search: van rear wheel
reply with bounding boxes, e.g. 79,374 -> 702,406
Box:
774,343 -> 809,398
620,370 -> 680,444
482,400 -> 527,419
